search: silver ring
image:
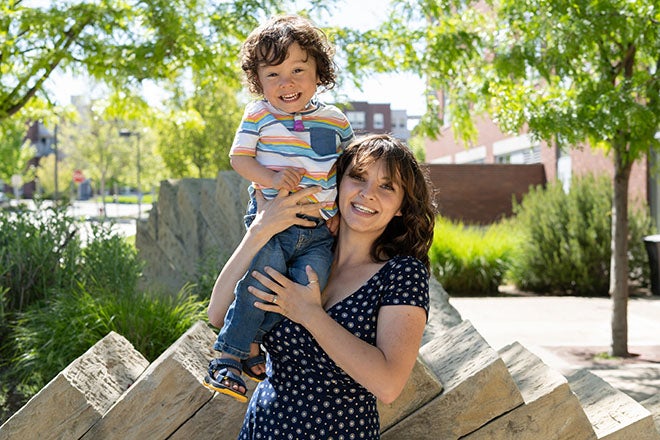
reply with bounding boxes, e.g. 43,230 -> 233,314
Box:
308,280 -> 318,284
272,295 -> 277,303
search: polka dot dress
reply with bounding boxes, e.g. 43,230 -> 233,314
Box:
238,256 -> 430,440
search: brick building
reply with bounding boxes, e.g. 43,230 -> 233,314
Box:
335,101 -> 410,142
423,106 -> 656,226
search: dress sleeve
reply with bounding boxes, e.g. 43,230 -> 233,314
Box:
380,256 -> 430,317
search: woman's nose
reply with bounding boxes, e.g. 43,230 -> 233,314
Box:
359,183 -> 376,199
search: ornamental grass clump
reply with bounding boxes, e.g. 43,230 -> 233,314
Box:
430,216 -> 520,296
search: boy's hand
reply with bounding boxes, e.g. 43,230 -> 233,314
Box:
325,214 -> 340,236
272,168 -> 305,191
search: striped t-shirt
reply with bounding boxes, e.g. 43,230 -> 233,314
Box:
230,99 -> 354,219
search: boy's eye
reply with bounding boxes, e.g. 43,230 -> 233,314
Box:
293,68 -> 304,74
266,72 -> 278,78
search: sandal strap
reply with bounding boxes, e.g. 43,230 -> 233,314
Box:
219,369 -> 246,388
208,357 -> 243,376
243,353 -> 266,369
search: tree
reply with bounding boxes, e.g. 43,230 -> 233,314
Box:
58,99 -> 133,214
0,0 -> 328,122
339,0 -> 660,356
157,78 -> 243,178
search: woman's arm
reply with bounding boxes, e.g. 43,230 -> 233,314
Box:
250,267 -> 427,404
206,187 -> 321,327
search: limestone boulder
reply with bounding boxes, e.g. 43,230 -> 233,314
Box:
0,332 -> 148,440
137,173 -> 249,294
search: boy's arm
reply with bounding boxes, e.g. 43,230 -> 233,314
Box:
230,155 -> 305,191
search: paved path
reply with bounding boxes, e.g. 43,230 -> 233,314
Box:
449,294 -> 660,402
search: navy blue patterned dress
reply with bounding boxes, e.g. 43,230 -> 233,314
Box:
238,256 -> 430,440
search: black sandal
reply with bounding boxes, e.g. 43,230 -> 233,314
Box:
203,358 -> 248,403
242,352 -> 267,382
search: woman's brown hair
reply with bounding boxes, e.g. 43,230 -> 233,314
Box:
336,134 -> 436,270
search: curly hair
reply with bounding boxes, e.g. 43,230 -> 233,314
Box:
240,15 -> 336,96
336,134 -> 436,270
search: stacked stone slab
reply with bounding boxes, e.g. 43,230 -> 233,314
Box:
0,332 -> 148,440
381,320 -> 524,439
567,369 -> 660,440
3,308 -> 660,439
79,321 -> 221,439
642,394 -> 660,435
462,342 -> 596,440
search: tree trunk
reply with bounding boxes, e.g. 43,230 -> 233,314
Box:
610,148 -> 632,357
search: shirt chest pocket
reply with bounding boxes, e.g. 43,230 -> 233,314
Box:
309,127 -> 338,156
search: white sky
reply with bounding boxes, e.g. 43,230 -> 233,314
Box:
47,0 -> 426,117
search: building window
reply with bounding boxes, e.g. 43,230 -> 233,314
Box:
373,113 -> 384,129
346,111 -> 366,129
442,91 -> 451,127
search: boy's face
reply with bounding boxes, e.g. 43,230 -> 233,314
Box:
257,42 -> 320,114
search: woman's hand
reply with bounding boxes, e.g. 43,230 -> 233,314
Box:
206,187 -> 321,328
249,187 -> 321,238
249,265 -> 323,326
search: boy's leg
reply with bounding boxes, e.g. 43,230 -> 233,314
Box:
216,232 -> 290,358
286,224 -> 334,290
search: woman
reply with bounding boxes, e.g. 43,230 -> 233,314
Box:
207,134 -> 436,439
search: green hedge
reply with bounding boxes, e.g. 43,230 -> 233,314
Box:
508,174 -> 653,295
430,216 -> 520,295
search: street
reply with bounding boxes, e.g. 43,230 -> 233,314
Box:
8,199 -> 152,239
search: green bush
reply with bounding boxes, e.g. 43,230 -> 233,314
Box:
8,284 -> 206,390
0,204 -> 82,313
0,206 -> 207,418
508,175 -> 654,295
430,216 -> 520,295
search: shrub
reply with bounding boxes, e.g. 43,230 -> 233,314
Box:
8,284 -> 206,391
508,175 -> 654,295
0,204 -> 82,313
429,216 -> 520,295
0,208 -> 206,414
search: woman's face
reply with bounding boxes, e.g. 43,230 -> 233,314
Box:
338,157 -> 404,235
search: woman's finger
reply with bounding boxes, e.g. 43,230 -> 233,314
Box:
305,265 -> 320,287
251,268 -> 286,292
262,266 -> 294,287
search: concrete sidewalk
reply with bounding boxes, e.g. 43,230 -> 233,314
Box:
449,293 -> 660,403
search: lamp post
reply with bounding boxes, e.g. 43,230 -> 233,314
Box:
119,129 -> 142,219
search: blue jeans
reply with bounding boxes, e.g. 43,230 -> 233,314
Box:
215,201 -> 334,358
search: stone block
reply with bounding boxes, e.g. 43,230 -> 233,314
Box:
80,321 -> 217,440
641,393 -> 660,437
168,382 -> 257,440
382,320 -> 523,439
568,369 -> 660,440
0,332 -> 148,440
421,276 -> 463,345
463,342 -> 596,440
378,357 -> 443,432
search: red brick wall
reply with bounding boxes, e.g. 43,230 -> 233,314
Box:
424,163 -> 547,224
